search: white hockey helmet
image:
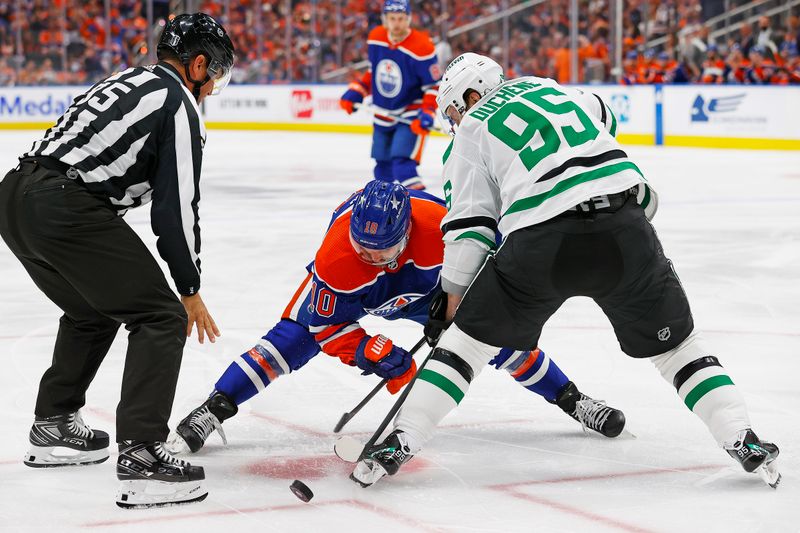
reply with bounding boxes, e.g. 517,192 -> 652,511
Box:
436,52 -> 504,130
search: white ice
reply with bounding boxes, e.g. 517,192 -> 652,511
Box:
0,130 -> 798,532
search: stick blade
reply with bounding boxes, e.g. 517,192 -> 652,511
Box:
334,436 -> 363,463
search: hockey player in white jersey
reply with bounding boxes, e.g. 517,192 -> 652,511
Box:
351,53 -> 780,489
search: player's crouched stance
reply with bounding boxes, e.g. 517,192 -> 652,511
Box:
353,54 -> 779,489
167,181 -> 625,456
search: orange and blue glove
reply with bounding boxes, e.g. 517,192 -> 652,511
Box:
355,335 -> 412,378
386,360 -> 417,394
410,108 -> 436,136
340,81 -> 368,115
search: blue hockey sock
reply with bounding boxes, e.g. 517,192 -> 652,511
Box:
214,343 -> 287,405
502,349 -> 568,402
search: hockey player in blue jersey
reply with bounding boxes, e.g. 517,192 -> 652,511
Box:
167,181 -> 625,454
339,0 -> 440,190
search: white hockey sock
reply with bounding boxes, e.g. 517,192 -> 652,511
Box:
650,330 -> 750,445
395,324 -> 497,445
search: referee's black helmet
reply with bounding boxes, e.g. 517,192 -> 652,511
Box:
157,13 -> 235,95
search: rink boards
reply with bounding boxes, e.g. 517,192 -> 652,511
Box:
1,83 -> 798,150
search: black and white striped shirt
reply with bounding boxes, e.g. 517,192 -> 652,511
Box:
23,62 -> 206,296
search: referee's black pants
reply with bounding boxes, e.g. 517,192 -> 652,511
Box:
0,160 -> 187,442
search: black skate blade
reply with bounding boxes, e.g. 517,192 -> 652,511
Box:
24,456 -> 109,468
116,491 -> 208,509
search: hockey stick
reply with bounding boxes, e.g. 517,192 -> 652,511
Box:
334,343 -> 437,463
333,336 -> 428,433
353,103 -> 448,134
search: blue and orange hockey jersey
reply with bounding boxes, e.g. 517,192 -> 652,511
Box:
349,26 -> 440,128
282,189 -> 446,365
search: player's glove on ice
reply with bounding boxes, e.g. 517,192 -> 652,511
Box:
424,290 -> 451,346
410,109 -> 436,135
355,335 -> 413,379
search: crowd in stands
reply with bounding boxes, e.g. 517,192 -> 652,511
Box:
1,0 -> 798,86
0,1 -> 171,86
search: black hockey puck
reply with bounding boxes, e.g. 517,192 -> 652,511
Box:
290,480 -> 314,502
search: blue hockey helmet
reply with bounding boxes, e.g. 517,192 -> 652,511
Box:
350,180 -> 411,261
383,0 -> 411,14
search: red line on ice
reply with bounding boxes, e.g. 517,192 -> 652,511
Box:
489,464 -> 724,533
496,489 -> 657,533
490,464 -> 723,489
82,499 -> 441,530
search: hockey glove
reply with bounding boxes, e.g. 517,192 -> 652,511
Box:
386,359 -> 417,394
340,83 -> 367,115
423,290 -> 451,346
410,109 -> 436,136
355,334 -> 413,379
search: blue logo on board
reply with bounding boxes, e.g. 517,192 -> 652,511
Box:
691,94 -> 745,122
610,94 -> 630,123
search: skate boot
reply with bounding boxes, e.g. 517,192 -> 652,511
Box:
724,429 -> 781,489
351,430 -> 418,488
556,381 -> 626,438
116,441 -> 208,508
24,411 -> 109,467
166,391 -> 238,454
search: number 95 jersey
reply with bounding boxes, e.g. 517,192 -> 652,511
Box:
444,76 -> 645,248
440,76 -> 655,290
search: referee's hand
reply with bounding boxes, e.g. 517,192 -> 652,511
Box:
181,292 -> 221,344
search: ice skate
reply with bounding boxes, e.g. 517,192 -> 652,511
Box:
116,441 -> 208,508
556,381 -> 626,438
351,430 -> 417,487
24,411 -> 109,468
166,391 -> 238,454
724,429 -> 781,489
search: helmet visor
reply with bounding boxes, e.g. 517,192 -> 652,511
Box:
441,104 -> 464,135
208,59 -> 232,95
349,232 -> 408,266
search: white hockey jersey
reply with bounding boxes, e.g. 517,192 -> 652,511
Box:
440,75 -> 658,294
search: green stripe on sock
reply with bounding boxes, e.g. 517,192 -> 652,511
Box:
419,369 -> 465,404
684,375 -> 734,411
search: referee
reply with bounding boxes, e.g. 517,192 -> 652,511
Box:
0,13 -> 233,507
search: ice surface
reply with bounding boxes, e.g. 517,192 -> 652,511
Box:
0,130 -> 798,532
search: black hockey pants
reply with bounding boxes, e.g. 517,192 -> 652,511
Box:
0,159 -> 187,442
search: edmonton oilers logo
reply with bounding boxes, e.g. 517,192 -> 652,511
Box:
366,293 -> 422,317
375,59 -> 403,98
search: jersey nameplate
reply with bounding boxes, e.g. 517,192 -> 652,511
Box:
469,80 -> 542,122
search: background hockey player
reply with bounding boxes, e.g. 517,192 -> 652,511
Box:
0,13 -> 233,508
339,0 -> 440,190
168,180 -> 625,455
352,53 -> 781,489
